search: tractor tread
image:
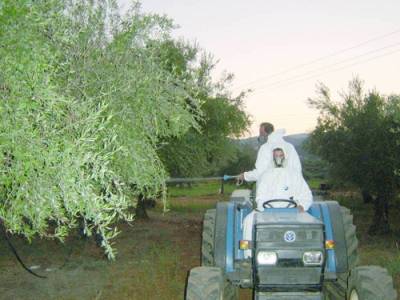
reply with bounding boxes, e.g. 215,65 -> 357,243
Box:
201,209 -> 216,266
324,205 -> 359,299
347,266 -> 397,300
186,267 -> 223,300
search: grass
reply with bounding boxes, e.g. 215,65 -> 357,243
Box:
164,182 -> 240,213
307,178 -> 324,190
167,181 -> 238,198
165,197 -> 219,213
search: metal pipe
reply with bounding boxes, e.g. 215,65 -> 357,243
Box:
166,175 -> 239,183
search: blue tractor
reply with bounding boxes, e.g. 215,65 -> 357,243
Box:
186,189 -> 397,300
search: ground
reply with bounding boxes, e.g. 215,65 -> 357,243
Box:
0,209 -> 204,300
0,183 -> 398,299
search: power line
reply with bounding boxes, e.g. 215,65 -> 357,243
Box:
250,42 -> 400,93
251,47 -> 400,96
234,28 -> 400,90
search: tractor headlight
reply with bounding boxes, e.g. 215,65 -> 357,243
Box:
257,251 -> 278,265
303,251 -> 323,266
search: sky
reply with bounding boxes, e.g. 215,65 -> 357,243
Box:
119,0 -> 400,136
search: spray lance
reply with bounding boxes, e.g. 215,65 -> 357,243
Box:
166,174 -> 242,183
166,175 -> 243,194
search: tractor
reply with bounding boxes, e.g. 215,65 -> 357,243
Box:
186,189 -> 397,300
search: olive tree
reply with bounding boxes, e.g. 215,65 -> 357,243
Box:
309,78 -> 400,234
0,0 -> 202,258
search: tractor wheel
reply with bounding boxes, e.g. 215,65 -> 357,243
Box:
339,206 -> 359,284
186,267 -> 224,300
223,280 -> 239,300
324,206 -> 359,299
201,209 -> 216,266
347,266 -> 397,300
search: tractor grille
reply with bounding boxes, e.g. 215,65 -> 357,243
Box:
254,224 -> 324,288
256,227 -> 322,243
257,266 -> 322,285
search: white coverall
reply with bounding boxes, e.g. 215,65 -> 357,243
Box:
242,142 -> 313,258
254,167 -> 313,211
244,129 -> 302,182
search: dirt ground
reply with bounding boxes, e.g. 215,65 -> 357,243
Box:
0,210 -> 207,300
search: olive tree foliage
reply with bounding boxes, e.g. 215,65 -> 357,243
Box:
159,93 -> 250,177
153,40 -> 250,177
0,0 -> 202,258
309,78 -> 400,234
221,144 -> 257,176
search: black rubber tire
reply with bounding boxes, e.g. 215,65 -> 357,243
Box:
347,266 -> 397,300
186,266 -> 224,300
223,280 -> 239,300
339,206 -> 359,283
201,209 -> 216,266
324,206 -> 359,299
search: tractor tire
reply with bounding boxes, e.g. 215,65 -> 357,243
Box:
200,208 -> 239,299
324,206 -> 359,299
223,280 -> 239,300
201,209 -> 216,266
339,206 -> 359,282
347,266 -> 397,300
186,267 -> 224,300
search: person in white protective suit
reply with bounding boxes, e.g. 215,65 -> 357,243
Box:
242,147 -> 313,258
253,147 -> 313,211
238,123 -> 302,183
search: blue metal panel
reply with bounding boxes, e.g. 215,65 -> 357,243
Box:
235,206 -> 243,260
320,203 -> 336,273
226,203 -> 235,272
308,203 -> 322,220
236,205 -> 252,260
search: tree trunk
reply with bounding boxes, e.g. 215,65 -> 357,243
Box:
135,195 -> 149,220
361,190 -> 373,204
368,191 -> 391,235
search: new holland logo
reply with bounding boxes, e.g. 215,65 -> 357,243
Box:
284,231 -> 296,242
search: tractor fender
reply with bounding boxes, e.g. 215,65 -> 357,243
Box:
214,202 -> 228,270
214,189 -> 252,272
309,201 -> 348,274
324,201 -> 349,274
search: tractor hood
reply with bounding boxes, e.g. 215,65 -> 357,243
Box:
255,210 -> 323,226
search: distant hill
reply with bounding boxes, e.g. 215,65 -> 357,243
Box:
238,133 -> 311,160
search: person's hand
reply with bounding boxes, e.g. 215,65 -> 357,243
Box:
297,205 -> 304,213
236,173 -> 245,185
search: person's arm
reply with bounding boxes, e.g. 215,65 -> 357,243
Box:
243,170 -> 258,182
243,145 -> 272,182
295,176 -> 313,211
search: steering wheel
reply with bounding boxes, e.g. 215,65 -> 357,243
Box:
262,199 -> 298,209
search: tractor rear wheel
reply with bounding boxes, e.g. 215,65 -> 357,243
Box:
201,209 -> 216,266
347,266 -> 397,300
186,267 -> 224,300
324,206 -> 359,299
223,280 -> 239,300
200,208 -> 238,299
339,206 -> 359,284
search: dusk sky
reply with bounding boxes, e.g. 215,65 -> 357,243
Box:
119,0 -> 400,135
